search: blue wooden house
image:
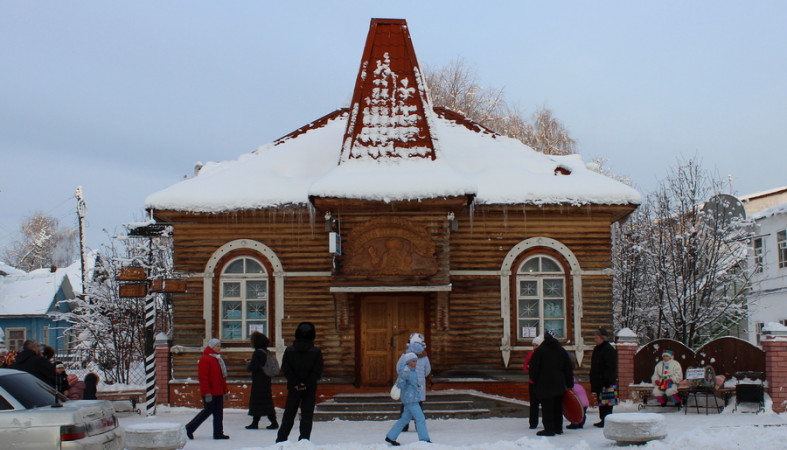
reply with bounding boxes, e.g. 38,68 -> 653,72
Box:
0,262 -> 80,352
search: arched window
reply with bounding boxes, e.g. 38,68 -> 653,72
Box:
219,256 -> 269,341
516,254 -> 566,339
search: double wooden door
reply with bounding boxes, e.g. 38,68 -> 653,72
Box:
359,294 -> 425,386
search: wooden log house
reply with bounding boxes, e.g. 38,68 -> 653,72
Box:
144,18 -> 641,404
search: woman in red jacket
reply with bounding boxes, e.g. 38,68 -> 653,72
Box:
185,338 -> 229,440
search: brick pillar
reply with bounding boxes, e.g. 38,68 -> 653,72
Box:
615,330 -> 639,402
154,333 -> 171,406
761,332 -> 787,413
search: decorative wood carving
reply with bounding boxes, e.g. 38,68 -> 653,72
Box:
436,291 -> 449,331
334,292 -> 350,330
345,217 -> 437,277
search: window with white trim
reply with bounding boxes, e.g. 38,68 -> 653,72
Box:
516,255 -> 566,339
752,237 -> 764,273
219,256 -> 268,341
7,328 -> 26,351
778,230 -> 787,269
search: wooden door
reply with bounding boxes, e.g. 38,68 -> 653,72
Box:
360,294 -> 424,386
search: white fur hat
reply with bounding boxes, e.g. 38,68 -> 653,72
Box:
403,352 -> 418,364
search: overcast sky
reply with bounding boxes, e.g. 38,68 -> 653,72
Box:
1,1 -> 785,253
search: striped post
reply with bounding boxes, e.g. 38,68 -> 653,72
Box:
143,294 -> 156,416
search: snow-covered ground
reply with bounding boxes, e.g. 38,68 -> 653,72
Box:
120,400 -> 787,449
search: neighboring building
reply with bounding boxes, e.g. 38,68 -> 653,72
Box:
741,186 -> 787,216
0,262 -> 80,352
745,199 -> 787,343
144,18 -> 641,400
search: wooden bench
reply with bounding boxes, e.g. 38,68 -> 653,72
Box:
628,384 -> 656,407
97,389 -> 146,412
678,385 -> 735,414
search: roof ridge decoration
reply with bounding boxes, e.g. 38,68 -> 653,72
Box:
340,18 -> 437,163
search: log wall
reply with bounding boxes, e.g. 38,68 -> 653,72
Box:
156,202 -> 633,383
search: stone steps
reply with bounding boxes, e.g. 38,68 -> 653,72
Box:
314,390 -> 528,421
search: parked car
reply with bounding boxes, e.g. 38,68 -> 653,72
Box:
0,368 -> 124,449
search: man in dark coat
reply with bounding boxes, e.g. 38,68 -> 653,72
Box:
276,322 -> 324,443
529,331 -> 573,436
245,332 -> 278,430
9,339 -> 55,387
589,327 -> 618,428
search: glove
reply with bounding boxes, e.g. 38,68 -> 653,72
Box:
223,393 -> 229,401
203,393 -> 213,405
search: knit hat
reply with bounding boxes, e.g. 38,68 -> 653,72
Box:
532,335 -> 544,346
207,338 -> 221,348
403,352 -> 418,364
409,342 -> 425,354
662,349 -> 674,358
596,327 -> 612,341
295,322 -> 316,340
409,333 -> 425,346
67,373 -> 78,385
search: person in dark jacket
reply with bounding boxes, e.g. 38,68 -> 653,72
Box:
245,331 -> 278,430
9,340 -> 55,387
528,331 -> 573,436
275,322 -> 324,443
589,327 -> 618,428
54,363 -> 69,394
83,372 -> 99,400
523,334 -> 544,429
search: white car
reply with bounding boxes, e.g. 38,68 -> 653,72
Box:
0,368 -> 124,449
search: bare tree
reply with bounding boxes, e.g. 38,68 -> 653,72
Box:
424,59 -> 575,155
612,203 -> 659,340
54,227 -> 173,384
612,156 -> 754,348
2,212 -> 77,271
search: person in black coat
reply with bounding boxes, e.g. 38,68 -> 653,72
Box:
83,372 -> 99,400
275,322 -> 324,443
9,340 -> 55,387
589,327 -> 618,427
245,331 -> 278,430
54,363 -> 69,394
528,331 -> 573,436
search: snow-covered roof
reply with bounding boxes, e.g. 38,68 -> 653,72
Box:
0,262 -> 25,277
145,19 -> 641,213
0,265 -> 77,316
750,202 -> 787,220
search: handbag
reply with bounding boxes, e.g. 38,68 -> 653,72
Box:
390,383 -> 401,400
599,385 -> 618,406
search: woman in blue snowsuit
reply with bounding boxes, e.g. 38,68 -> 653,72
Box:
385,353 -> 431,445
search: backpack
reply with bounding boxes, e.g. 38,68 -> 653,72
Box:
261,350 -> 280,377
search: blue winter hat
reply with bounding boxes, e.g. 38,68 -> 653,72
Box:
409,342 -> 425,354
207,338 -> 221,348
403,352 -> 418,364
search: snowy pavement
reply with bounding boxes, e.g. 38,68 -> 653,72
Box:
119,400 -> 787,450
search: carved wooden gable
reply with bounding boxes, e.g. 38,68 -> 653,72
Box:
344,217 -> 437,277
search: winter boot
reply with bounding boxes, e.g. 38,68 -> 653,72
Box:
245,416 -> 260,429
266,414 -> 279,430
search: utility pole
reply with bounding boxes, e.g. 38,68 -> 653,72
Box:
74,187 -> 88,292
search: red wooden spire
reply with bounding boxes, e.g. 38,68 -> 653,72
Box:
340,18 -> 437,162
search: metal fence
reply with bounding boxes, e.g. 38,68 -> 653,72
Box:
55,348 -> 146,387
